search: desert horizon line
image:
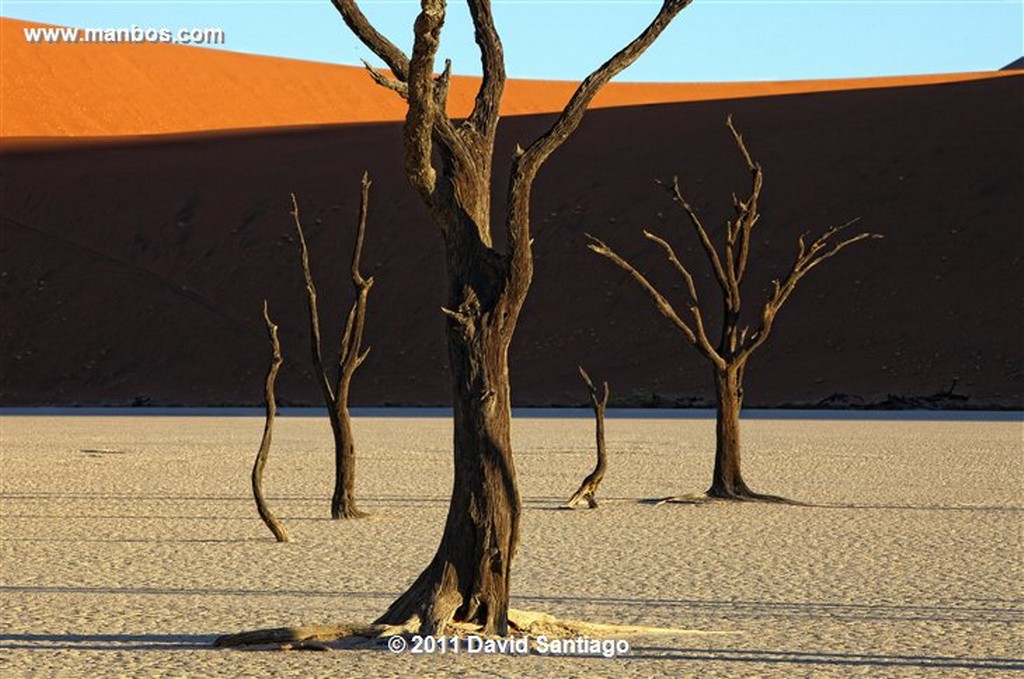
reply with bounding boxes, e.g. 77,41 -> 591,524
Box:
1,406 -> 1021,423
6,14 -> 1021,83
3,15 -> 1020,139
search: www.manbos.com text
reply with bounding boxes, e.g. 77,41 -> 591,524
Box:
23,24 -> 226,46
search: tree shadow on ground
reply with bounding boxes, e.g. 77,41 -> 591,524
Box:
0,632 -> 213,651
514,593 -> 1023,624
626,646 -> 1024,671
0,584 -> 394,601
632,498 -> 1022,512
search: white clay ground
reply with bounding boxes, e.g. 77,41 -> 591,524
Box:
1,414 -> 1021,677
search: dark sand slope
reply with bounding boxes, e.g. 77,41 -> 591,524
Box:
1,76 -> 1021,407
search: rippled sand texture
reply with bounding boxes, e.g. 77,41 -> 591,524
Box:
1,415 -> 1021,676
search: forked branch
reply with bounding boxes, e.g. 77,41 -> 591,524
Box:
740,220 -> 880,360
339,1 -> 461,216
338,173 -> 376,374
292,180 -> 376,408
660,176 -> 730,300
292,177 -> 375,520
586,233 -> 723,368
723,114 -> 763,300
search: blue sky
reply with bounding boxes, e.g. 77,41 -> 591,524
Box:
3,1 -> 1022,82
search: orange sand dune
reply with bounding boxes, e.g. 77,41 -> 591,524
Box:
2,17 -> 1019,138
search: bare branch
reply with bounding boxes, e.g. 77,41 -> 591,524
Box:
440,305 -> 473,329
741,222 -> 881,360
338,173 -> 376,381
577,366 -> 606,409
726,114 -> 756,172
291,193 -> 337,406
434,59 -> 452,113
403,1 -> 446,204
517,1 -> 692,181
361,59 -> 408,99
506,0 -> 693,308
723,116 -> 764,289
642,230 -> 698,303
734,182 -> 759,279
331,1 -> 410,81
801,221 -> 878,277
466,0 -> 505,137
687,303 -> 719,361
663,177 -> 730,299
351,172 -> 373,288
338,305 -> 358,372
586,233 -> 723,368
430,60 -> 471,181
344,3 -> 460,172
252,300 -> 291,543
566,364 -> 610,508
723,234 -> 740,311
359,56 -> 454,115
576,365 -> 600,407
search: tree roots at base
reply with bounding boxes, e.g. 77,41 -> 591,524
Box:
651,491 -> 807,506
331,507 -> 370,521
213,609 -> 723,651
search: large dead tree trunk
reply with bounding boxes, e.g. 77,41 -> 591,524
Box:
251,301 -> 292,542
292,173 -> 374,520
329,392 -> 360,518
588,117 -> 881,503
378,326 -> 518,634
332,0 -> 691,634
709,364 -> 749,498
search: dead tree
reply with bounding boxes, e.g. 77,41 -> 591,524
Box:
588,116 -> 881,503
331,0 -> 692,635
251,301 -> 292,542
292,173 -> 374,520
566,366 -> 609,509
